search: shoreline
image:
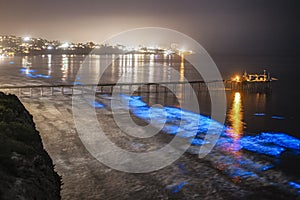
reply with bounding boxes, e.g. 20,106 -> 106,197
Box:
19,94 -> 300,199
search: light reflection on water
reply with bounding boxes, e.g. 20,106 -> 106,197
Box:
61,55 -> 68,81
223,92 -> 244,182
47,54 -> 52,76
227,92 -> 243,151
178,54 -> 185,100
20,56 -> 51,79
3,54 -> 199,90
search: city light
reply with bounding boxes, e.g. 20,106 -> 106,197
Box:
60,42 -> 69,48
1,34 -> 194,56
164,49 -> 173,55
23,37 -> 31,42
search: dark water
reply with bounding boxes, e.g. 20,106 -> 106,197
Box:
0,54 -> 300,193
213,55 -> 299,135
0,54 -> 299,140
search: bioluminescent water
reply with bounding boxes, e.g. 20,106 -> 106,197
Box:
20,67 -> 51,79
272,115 -> 286,120
289,182 -> 300,194
120,94 -> 300,157
178,163 -> 188,174
72,82 -> 82,85
166,181 -> 188,193
20,68 -> 36,73
254,113 -> 266,116
114,94 -> 300,193
253,113 -> 286,120
89,100 -> 105,108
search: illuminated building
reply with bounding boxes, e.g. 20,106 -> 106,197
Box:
242,70 -> 270,82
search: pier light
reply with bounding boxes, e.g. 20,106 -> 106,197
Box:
234,92 -> 241,104
232,75 -> 241,82
179,48 -> 185,53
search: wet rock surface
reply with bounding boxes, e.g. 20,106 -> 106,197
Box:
20,94 -> 300,200
0,92 -> 61,200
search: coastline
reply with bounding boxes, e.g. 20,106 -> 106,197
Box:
19,94 -> 299,199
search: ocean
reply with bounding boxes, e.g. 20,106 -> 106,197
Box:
0,54 -> 298,134
0,54 -> 300,196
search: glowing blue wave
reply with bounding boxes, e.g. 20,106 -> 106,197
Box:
72,82 -> 82,85
89,100 -> 105,108
166,181 -> 187,193
272,115 -> 285,120
254,113 -> 266,116
123,94 -> 227,137
121,94 -> 300,158
20,68 -> 37,73
93,94 -> 300,193
289,181 -> 300,194
20,67 -> 51,79
253,113 -> 286,120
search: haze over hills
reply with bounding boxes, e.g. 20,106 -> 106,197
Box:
0,0 -> 298,56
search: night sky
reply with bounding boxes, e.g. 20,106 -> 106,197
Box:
0,0 -> 298,55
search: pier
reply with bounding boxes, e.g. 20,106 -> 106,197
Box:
224,80 -> 272,93
0,80 -> 273,97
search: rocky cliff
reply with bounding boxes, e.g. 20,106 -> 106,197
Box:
0,92 -> 61,200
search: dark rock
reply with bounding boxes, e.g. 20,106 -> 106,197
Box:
0,92 -> 61,200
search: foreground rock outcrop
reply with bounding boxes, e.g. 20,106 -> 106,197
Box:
0,92 -> 61,200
